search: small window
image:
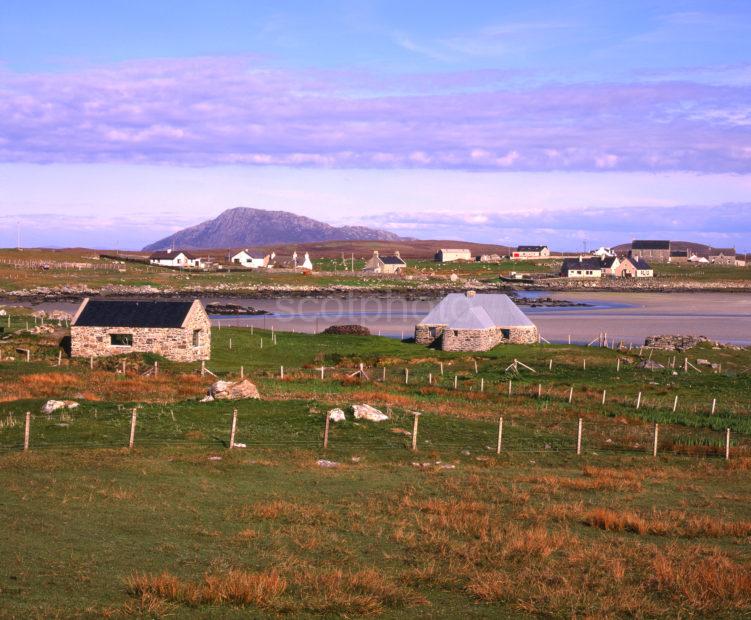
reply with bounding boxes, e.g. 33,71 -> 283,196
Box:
110,333 -> 132,346
192,329 -> 201,347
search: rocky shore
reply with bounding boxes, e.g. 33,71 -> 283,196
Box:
2,276 -> 750,304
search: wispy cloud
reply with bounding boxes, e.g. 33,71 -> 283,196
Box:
1,56 -> 751,172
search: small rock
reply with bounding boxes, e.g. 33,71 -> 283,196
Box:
233,443 -> 247,449
352,404 -> 389,422
637,359 -> 664,370
208,379 -> 260,400
327,408 -> 346,422
351,456 -> 361,463
316,459 -> 339,468
41,400 -> 79,414
696,359 -> 712,367
200,394 -> 214,402
438,463 -> 456,470
208,456 -> 222,461
461,449 -> 470,456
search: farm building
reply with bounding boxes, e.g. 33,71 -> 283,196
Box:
669,250 -> 689,264
477,254 -> 502,263
414,291 -> 538,351
363,250 -> 407,274
434,248 -> 472,262
630,240 -> 670,262
615,256 -> 653,278
149,250 -> 205,269
512,245 -> 550,260
70,298 -> 211,362
230,249 -> 272,269
710,248 -> 736,265
736,255 -> 747,267
560,257 -> 603,278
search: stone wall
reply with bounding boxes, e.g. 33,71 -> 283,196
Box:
415,323 -> 539,350
71,304 -> 211,362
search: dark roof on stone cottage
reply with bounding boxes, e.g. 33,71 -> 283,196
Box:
381,255 -> 407,265
561,257 -> 603,273
72,299 -> 197,328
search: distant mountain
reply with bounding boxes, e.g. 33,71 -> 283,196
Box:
143,208 -> 404,251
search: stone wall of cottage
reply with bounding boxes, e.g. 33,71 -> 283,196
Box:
415,323 -> 538,350
71,304 -> 211,362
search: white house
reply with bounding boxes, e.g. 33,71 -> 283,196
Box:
560,256 -> 602,278
149,250 -> 204,269
435,248 -> 472,262
230,249 -> 272,269
512,245 -> 550,260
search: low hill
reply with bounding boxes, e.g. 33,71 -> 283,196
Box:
612,241 -> 716,255
143,208 -> 404,251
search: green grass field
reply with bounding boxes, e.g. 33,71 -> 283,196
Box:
1,311 -> 751,617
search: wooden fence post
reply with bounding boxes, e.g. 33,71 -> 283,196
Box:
89,355 -> 93,369
428,372 -> 432,385
229,409 -> 238,449
440,362 -> 444,376
57,350 -> 62,366
636,392 -> 642,410
602,389 -> 607,405
673,395 -> 679,412
323,410 -> 331,449
711,398 -> 716,415
320,366 -> 325,380
725,428 -> 731,460
382,367 -> 386,381
616,358 -> 620,373
405,368 -> 409,384
538,383 -> 542,398
411,412 -> 421,451
154,361 -> 158,377
568,334 -> 571,345
454,375 -> 458,390
480,378 -> 484,392
474,360 -> 478,374
568,387 -> 573,404
129,408 -> 137,449
583,358 -> 586,370
548,359 -> 553,370
508,380 -> 512,397
576,418 -> 583,455
280,366 -> 284,379
653,423 -> 659,457
496,416 -> 503,454
240,365 -> 244,379
23,412 -> 30,452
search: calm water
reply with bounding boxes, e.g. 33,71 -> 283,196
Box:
10,291 -> 751,346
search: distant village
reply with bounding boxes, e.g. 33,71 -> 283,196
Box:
146,239 -> 748,280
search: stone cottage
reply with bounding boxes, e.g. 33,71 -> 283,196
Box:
415,291 -> 538,351
71,298 -> 211,361
363,250 -> 407,274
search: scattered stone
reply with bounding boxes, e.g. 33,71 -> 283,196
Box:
352,404 -> 389,422
205,303 -> 269,315
208,379 -> 260,400
350,456 -> 361,463
41,400 -> 79,414
637,359 -> 665,370
461,449 -> 471,456
696,359 -> 712,367
200,394 -> 215,402
644,335 -> 710,351
316,459 -> 339,468
321,324 -> 371,336
327,408 -> 346,422
438,463 -> 456,470
208,456 -> 222,461
233,443 -> 247,449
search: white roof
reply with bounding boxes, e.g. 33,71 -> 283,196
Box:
418,293 -> 535,330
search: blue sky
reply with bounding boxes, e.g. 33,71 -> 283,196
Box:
1,1 -> 750,250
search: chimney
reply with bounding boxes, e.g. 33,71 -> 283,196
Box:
167,248 -> 172,254
578,255 -> 582,263
466,290 -> 476,298
373,250 -> 379,257
394,250 -> 400,258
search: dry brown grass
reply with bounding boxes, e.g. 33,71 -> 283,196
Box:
126,569 -> 287,608
649,548 -> 751,612
1,371 -> 209,403
582,507 -> 751,537
238,499 -> 340,527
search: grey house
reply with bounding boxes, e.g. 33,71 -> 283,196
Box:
363,250 -> 407,274
71,299 -> 211,362
415,291 -> 538,351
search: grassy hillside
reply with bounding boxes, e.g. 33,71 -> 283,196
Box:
1,311 -> 750,617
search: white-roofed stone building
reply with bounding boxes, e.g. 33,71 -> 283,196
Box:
414,291 -> 538,351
